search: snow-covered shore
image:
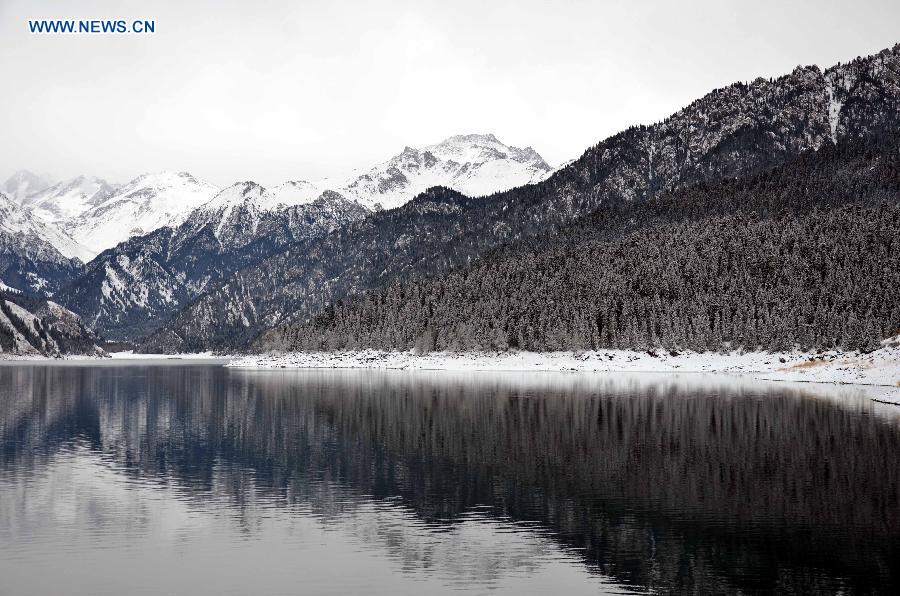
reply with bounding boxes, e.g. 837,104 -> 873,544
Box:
228,337 -> 900,402
5,341 -> 898,401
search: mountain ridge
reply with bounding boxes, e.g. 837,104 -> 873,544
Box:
16,134 -> 549,260
2,170 -> 53,203
336,133 -> 554,210
63,171 -> 221,257
22,175 -> 119,223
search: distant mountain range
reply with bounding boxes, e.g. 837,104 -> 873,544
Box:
2,43 -> 899,356
2,170 -> 53,203
61,171 -> 221,256
3,134 -> 552,259
20,175 -> 118,225
3,134 -> 544,341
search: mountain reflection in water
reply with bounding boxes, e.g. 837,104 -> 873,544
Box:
1,364 -> 898,595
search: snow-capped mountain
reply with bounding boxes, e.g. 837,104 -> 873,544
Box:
0,192 -> 92,263
2,170 -> 53,203
16,137 -> 544,257
183,182 -> 273,245
0,192 -> 86,295
183,181 -> 362,246
38,42 -> 900,354
21,175 -> 119,223
219,135 -> 552,213
58,183 -> 367,341
335,134 -> 552,210
63,171 -> 220,257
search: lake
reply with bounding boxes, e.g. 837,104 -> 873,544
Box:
1,362 -> 898,594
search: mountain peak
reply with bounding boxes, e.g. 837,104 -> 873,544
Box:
129,170 -> 204,186
21,175 -> 118,224
0,190 -> 92,264
63,171 -> 221,257
441,133 -> 500,145
210,181 -> 267,205
3,169 -> 53,202
334,133 -> 552,209
425,133 -> 552,170
267,180 -> 322,208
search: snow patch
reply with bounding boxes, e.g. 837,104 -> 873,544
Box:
825,79 -> 843,144
0,281 -> 22,295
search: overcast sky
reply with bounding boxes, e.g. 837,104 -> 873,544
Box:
2,0 -> 898,187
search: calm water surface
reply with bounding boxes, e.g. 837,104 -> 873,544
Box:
1,363 -> 899,595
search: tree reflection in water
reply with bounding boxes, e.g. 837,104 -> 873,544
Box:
1,364 -> 898,593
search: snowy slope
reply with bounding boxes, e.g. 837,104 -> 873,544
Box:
336,134 -> 553,210
183,182 -> 272,244
180,182 -> 367,253
23,176 -> 118,223
265,180 -> 322,208
2,170 -> 52,203
0,192 -> 92,263
64,171 -> 220,257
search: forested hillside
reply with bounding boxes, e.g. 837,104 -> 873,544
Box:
141,45 -> 900,353
273,138 -> 900,353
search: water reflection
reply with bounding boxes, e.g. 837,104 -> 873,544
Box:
1,364 -> 899,594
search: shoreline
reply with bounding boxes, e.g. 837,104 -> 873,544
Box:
0,352 -> 231,365
4,342 -> 897,402
228,339 -> 900,402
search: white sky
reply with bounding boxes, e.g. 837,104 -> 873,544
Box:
1,0 -> 898,188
